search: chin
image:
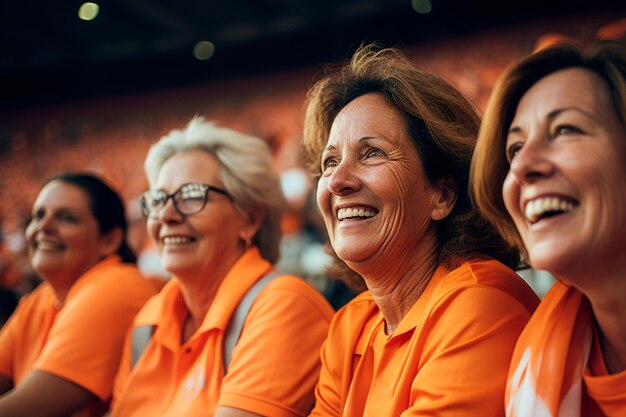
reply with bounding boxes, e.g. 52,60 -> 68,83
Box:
162,261 -> 198,280
31,265 -> 61,282
528,247 -> 578,279
333,244 -> 373,265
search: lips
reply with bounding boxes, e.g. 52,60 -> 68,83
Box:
524,196 -> 578,224
35,240 -> 64,251
337,206 -> 378,220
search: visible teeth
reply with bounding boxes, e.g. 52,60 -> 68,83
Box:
37,241 -> 62,250
163,236 -> 193,245
525,197 -> 576,223
337,207 -> 376,220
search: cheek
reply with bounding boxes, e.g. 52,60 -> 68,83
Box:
24,223 -> 36,243
502,174 -> 520,219
146,220 -> 161,245
66,230 -> 96,250
316,179 -> 332,218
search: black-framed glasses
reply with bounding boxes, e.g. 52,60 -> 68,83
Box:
140,183 -> 232,219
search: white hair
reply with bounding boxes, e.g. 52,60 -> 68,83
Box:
144,116 -> 286,263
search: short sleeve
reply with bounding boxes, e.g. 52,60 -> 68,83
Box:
218,276 -> 333,417
35,274 -> 152,400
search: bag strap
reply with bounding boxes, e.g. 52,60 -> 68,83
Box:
223,270 -> 281,371
129,270 -> 282,370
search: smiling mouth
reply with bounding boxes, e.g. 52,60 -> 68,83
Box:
337,207 -> 378,221
36,241 -> 63,251
525,197 -> 578,224
162,236 -> 195,245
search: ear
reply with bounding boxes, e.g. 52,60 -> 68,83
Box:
239,206 -> 266,244
431,176 -> 458,221
99,226 -> 124,258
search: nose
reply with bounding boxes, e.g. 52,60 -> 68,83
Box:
326,160 -> 361,196
33,214 -> 54,232
25,214 -> 53,243
156,196 -> 184,224
508,138 -> 554,184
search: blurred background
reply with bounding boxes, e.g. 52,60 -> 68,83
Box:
1,0 -> 624,316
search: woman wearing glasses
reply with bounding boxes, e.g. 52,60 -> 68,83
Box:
111,117 -> 334,417
0,173 -> 156,416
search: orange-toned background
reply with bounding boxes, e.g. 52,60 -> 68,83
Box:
0,9 -> 623,293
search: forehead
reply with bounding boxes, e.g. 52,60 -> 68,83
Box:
156,150 -> 223,189
34,180 -> 90,210
514,67 -> 614,122
328,93 -> 409,145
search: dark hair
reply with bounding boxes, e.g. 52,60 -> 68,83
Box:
302,44 -> 520,290
471,40 -> 626,256
48,172 -> 136,263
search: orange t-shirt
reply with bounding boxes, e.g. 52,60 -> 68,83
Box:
0,255 -> 156,417
111,247 -> 334,417
309,260 -> 539,417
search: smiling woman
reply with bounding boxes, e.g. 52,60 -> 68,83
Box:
110,117 -> 334,417
471,40 -> 626,417
301,44 -> 540,417
0,173 -> 156,417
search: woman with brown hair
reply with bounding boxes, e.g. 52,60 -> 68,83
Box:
302,44 -> 539,417
471,40 -> 626,416
0,173 -> 156,416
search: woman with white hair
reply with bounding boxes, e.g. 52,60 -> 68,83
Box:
111,117 -> 334,417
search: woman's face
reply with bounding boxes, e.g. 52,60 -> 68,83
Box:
317,93 -> 446,268
503,68 -> 626,281
25,180 -> 106,283
148,150 -> 247,280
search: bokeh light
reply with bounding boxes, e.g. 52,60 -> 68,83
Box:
78,2 -> 100,21
411,0 -> 432,14
193,41 -> 216,60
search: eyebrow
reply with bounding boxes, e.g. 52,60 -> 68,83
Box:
508,106 -> 595,135
323,144 -> 336,153
323,136 -> 385,152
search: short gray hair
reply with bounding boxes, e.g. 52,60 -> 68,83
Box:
144,116 -> 286,263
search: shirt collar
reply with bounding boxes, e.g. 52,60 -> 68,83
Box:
146,247 -> 272,348
390,263 -> 450,338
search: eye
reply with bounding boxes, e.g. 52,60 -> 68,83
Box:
364,147 -> 386,158
554,124 -> 582,136
57,211 -> 79,224
180,185 -> 206,202
322,157 -> 339,171
506,142 -> 523,163
31,209 -> 44,221
145,191 -> 166,209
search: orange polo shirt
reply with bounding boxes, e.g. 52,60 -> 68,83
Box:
0,255 -> 156,417
310,259 -> 539,417
111,247 -> 334,417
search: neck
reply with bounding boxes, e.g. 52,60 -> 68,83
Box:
588,288 -> 626,374
49,284 -> 72,306
356,238 -> 440,335
177,252 -> 242,343
43,267 -> 94,305
179,286 -> 215,344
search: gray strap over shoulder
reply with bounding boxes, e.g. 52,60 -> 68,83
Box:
131,324 -> 155,367
222,270 -> 281,371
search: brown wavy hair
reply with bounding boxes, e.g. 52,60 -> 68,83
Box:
302,44 -> 521,290
470,40 -> 626,259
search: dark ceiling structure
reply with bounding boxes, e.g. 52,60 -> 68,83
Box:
1,0 -> 623,110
